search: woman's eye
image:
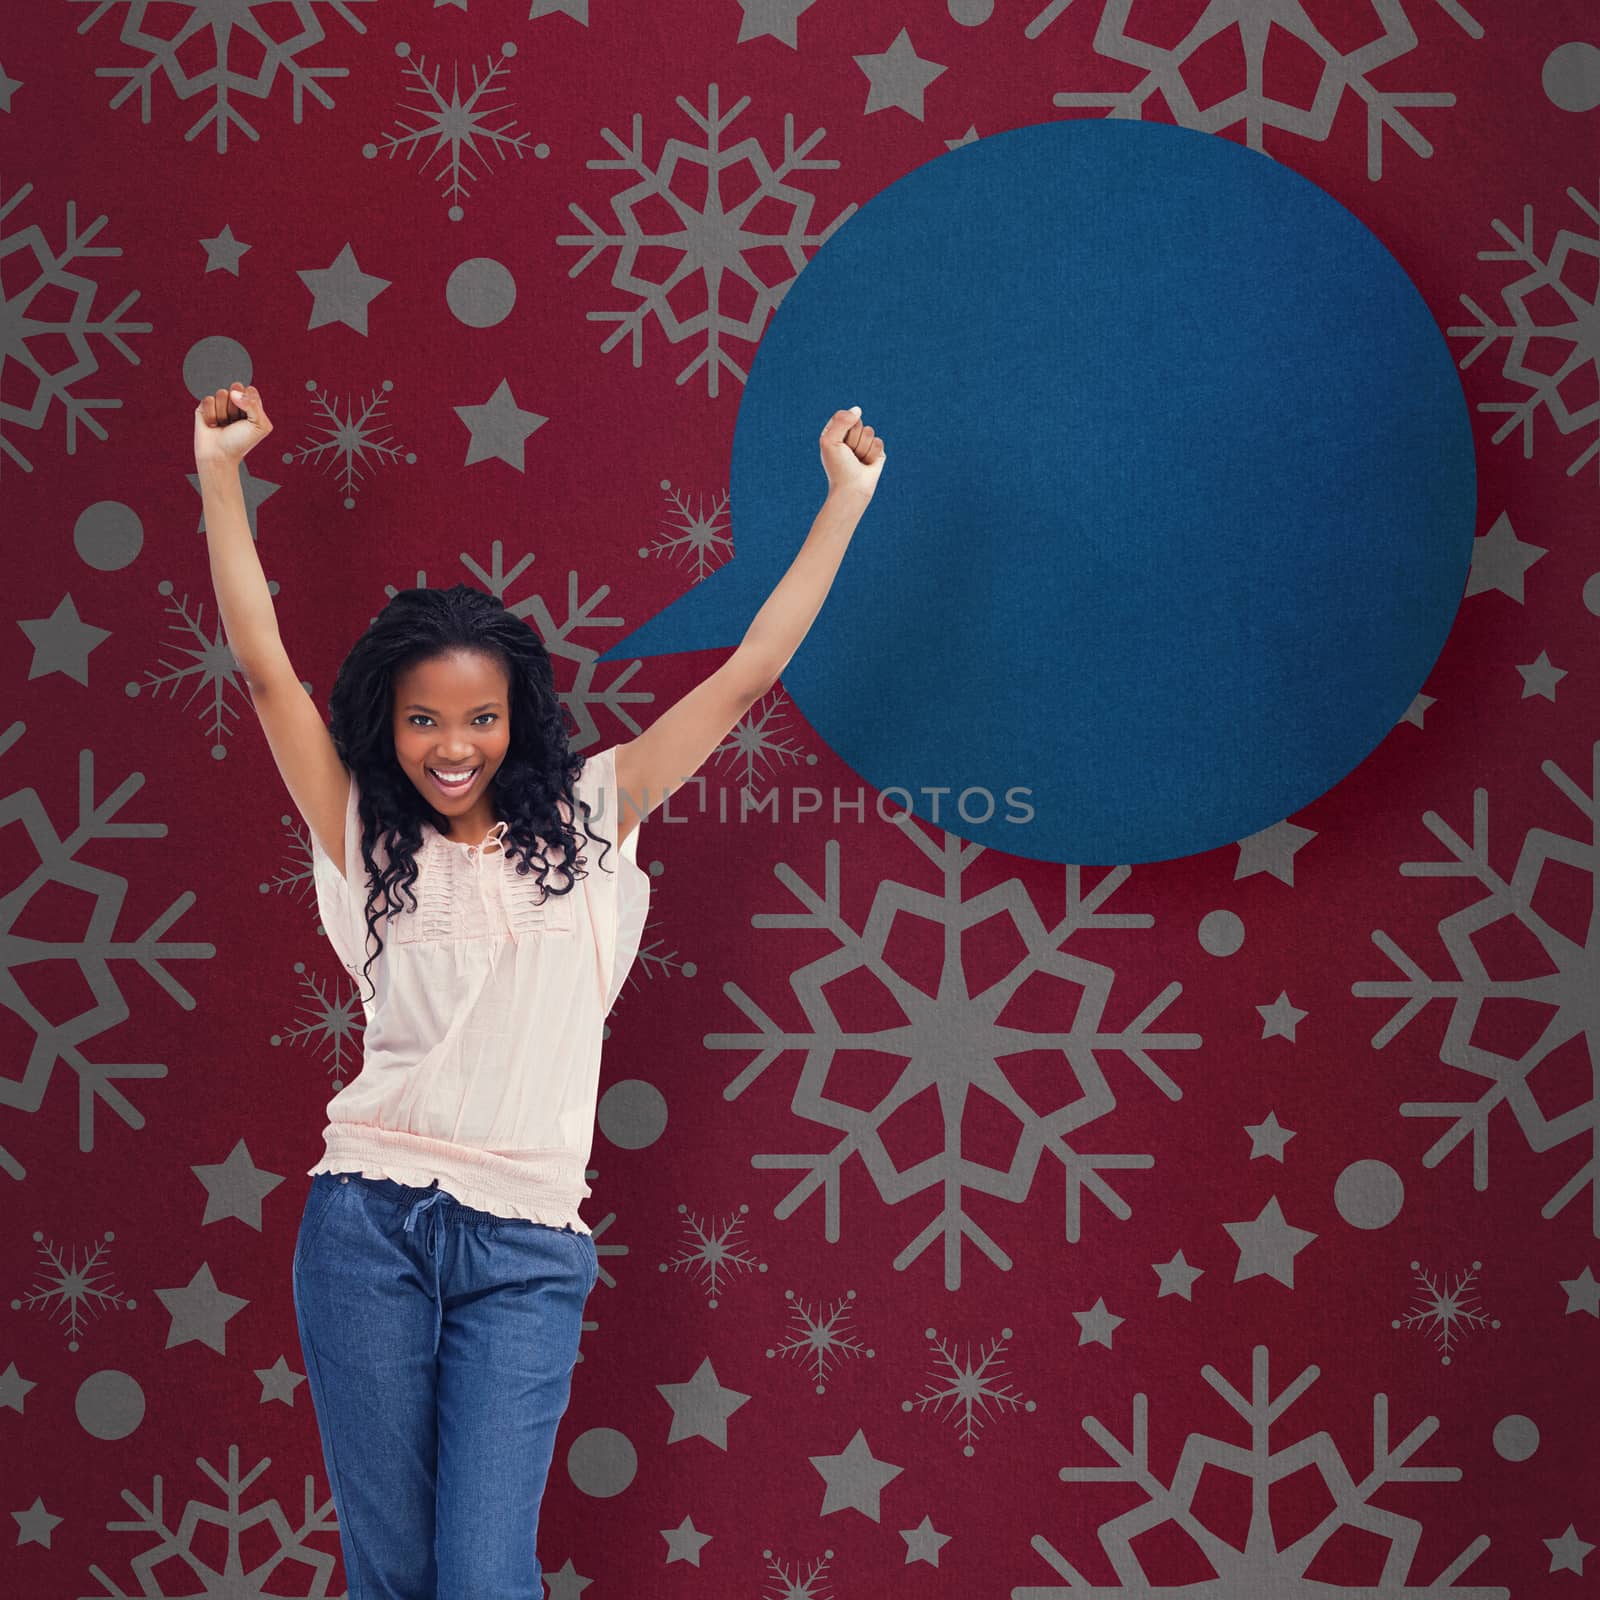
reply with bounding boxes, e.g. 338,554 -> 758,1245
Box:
409,714 -> 495,726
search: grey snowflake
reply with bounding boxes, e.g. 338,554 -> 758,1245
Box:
663,1201 -> 765,1308
1035,0 -> 1484,182
126,580 -> 254,757
556,83 -> 858,396
271,959 -> 365,1090
283,378 -> 417,510
1392,1258 -> 1499,1365
69,0 -> 373,156
11,1229 -> 136,1352
717,689 -> 816,806
79,1443 -> 340,1598
0,183 -> 152,476
646,478 -> 734,582
1351,740 -> 1600,1237
767,1286 -> 875,1394
1024,1342 -> 1507,1597
364,41 -> 546,222
760,1546 -> 835,1600
1448,185 -> 1600,480
903,1324 -> 1036,1457
708,818 -> 1201,1289
0,734 -> 214,1185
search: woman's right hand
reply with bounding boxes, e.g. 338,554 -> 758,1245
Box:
194,383 -> 273,469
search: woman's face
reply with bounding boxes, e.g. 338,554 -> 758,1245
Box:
390,650 -> 512,826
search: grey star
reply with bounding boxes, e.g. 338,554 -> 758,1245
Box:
154,1262 -> 250,1353
530,0 -> 590,19
200,224 -> 250,275
256,1355 -> 307,1405
194,1139 -> 286,1230
186,455 -> 282,539
1152,1249 -> 1204,1300
1073,1295 -> 1123,1348
1516,649 -> 1566,701
1235,818 -> 1316,885
14,1497 -> 62,1549
853,27 -> 947,121
1224,1195 -> 1317,1287
1244,1110 -> 1296,1161
661,1513 -> 712,1566
1257,990 -> 1307,1041
657,1356 -> 750,1449
297,243 -> 392,335
17,594 -> 111,685
542,1557 -> 593,1598
1545,1524 -> 1594,1576
1560,1266 -> 1600,1316
0,1361 -> 37,1414
810,1427 -> 904,1520
1398,689 -> 1435,729
735,0 -> 819,47
901,1512 -> 952,1565
454,379 -> 548,470
1466,510 -> 1546,602
0,61 -> 22,113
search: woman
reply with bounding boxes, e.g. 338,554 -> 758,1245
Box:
193,382 -> 884,1596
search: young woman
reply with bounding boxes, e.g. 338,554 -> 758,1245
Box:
194,382 -> 884,1597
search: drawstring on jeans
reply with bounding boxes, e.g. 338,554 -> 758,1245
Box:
402,1184 -> 449,1260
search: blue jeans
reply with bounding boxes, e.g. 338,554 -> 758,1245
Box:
292,1171 -> 598,1598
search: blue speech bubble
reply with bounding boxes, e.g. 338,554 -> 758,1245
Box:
595,120 -> 1476,865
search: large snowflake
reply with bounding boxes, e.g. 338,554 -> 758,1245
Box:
708,816 -> 1201,1290
79,1442 -> 341,1599
1019,1342 -> 1507,1597
1351,739 -> 1600,1237
1033,0 -> 1482,181
68,0 -> 372,156
0,732 -> 213,1186
0,182 -> 152,477
556,83 -> 858,396
1448,185 -> 1600,481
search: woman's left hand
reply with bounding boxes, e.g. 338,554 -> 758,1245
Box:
820,406 -> 886,501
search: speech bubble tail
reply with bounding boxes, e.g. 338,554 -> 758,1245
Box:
593,550 -> 778,665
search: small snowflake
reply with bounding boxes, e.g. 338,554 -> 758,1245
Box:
903,1324 -> 1036,1457
271,959 -> 365,1089
11,1230 -> 136,1352
126,580 -> 254,758
283,378 -> 417,510
0,183 -> 152,477
364,41 -> 546,222
556,83 -> 859,396
767,1287 -> 876,1394
760,1545 -> 835,1600
1393,1258 -> 1499,1365
662,1202 -> 765,1308
645,478 -> 734,582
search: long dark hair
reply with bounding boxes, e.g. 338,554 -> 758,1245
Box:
326,583 -> 614,1002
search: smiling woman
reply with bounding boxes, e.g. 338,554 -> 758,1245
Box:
391,650 -> 511,845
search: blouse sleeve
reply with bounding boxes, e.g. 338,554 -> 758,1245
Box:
573,745 -> 651,1016
310,766 -> 372,982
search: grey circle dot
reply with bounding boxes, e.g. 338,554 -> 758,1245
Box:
1494,1414 -> 1539,1460
597,1078 -> 667,1150
1334,1158 -> 1403,1228
1199,908 -> 1245,956
76,1370 -> 145,1440
949,0 -> 996,25
566,1425 -> 637,1497
446,258 -> 517,329
181,337 -> 252,408
1583,572 -> 1600,616
74,502 -> 144,570
1542,41 -> 1600,112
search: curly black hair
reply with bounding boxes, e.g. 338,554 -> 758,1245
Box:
325,582 -> 614,1003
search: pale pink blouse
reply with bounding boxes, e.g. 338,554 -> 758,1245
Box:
305,744 -> 649,1233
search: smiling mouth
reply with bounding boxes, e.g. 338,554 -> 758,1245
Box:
427,766 -> 481,793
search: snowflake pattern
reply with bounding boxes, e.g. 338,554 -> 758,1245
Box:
646,478 -> 734,583
903,1324 -> 1036,1457
760,1546 -> 836,1600
1447,185 -> 1600,480
283,379 -> 417,510
1021,1342 -> 1508,1597
663,1202 -> 765,1308
1351,740 -> 1600,1237
272,960 -> 366,1090
767,1286 -> 875,1395
0,182 -> 152,477
364,41 -> 545,222
69,0 -> 372,156
125,580 -> 254,758
0,733 -> 214,1185
556,83 -> 859,396
12,1230 -> 137,1352
1034,0 -> 1484,182
1392,1258 -> 1499,1364
708,818 -> 1201,1289
80,1442 -> 340,1598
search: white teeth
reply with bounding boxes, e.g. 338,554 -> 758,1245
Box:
429,767 -> 478,783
